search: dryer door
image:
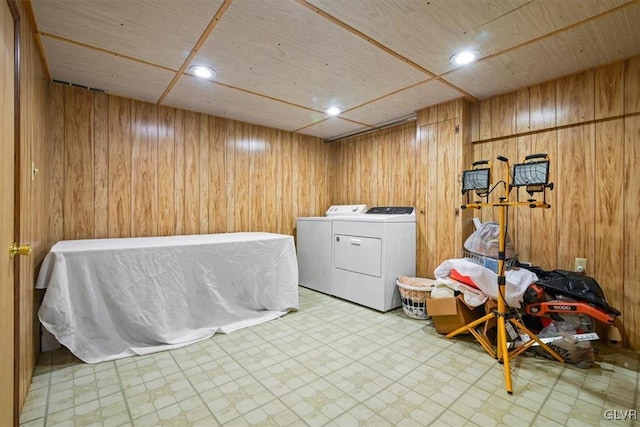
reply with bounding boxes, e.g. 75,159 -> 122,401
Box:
334,234 -> 382,277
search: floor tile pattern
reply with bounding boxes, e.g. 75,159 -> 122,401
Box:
20,287 -> 640,426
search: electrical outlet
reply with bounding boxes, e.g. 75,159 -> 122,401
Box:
575,257 -> 587,273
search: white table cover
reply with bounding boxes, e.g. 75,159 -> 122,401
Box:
36,232 -> 299,363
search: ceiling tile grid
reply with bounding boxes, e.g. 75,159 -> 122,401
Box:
342,79 -> 464,125
29,0 -> 640,140
296,117 -> 371,140
443,2 -> 640,99
41,37 -> 175,104
32,0 -> 224,69
164,75 -> 328,133
189,0 -> 428,113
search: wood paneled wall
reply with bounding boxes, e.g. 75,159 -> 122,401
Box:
330,121 -> 417,208
328,57 -> 639,349
47,58 -> 640,352
49,85 -> 331,243
330,99 -> 473,278
469,57 -> 640,349
16,0 -> 49,411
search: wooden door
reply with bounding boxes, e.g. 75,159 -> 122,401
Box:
0,0 -> 15,424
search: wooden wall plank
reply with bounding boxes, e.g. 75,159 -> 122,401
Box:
107,96 -> 131,237
436,119 -> 457,263
359,134 -> 374,205
490,92 -> 516,138
594,119 -> 625,318
251,125 -> 266,230
183,111 -> 200,234
93,92 -> 109,238
624,57 -> 640,114
479,99 -> 492,140
173,109 -> 185,235
48,83 -> 65,243
390,127 -> 404,205
224,120 -> 235,231
529,81 -> 556,132
329,142 -> 344,205
199,115 -> 210,232
595,62 -> 625,120
424,124 -> 438,276
513,135 -> 533,263
438,101 -> 457,123
320,140 -> 332,210
516,88 -> 530,134
556,124 -> 595,271
624,115 -> 640,349
415,125 -> 429,277
278,129 -> 293,234
234,121 -> 250,231
131,101 -> 158,237
529,131 -> 557,270
378,131 -> 392,204
209,116 -> 227,233
401,123 -> 416,206
469,101 -> 480,142
157,106 -> 175,236
63,86 -> 93,239
264,127 -> 278,233
556,70 -> 595,127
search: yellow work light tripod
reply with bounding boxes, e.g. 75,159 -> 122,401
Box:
447,154 -> 563,394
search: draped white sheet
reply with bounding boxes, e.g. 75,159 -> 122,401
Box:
36,233 -> 299,363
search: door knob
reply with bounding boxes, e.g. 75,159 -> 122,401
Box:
9,242 -> 31,259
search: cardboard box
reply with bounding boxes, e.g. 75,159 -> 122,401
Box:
426,294 -> 485,334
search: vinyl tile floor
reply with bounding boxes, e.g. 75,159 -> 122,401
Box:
20,287 -> 640,426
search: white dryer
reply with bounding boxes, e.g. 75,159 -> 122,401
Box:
331,207 -> 416,311
296,205 -> 367,294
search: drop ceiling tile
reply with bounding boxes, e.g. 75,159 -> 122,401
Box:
31,0 -> 224,69
307,0 -> 528,76
463,0 -> 631,59
342,79 -> 464,126
41,36 -> 175,103
443,3 -> 640,100
297,118 -> 371,140
191,0 -> 427,112
163,75 -> 326,132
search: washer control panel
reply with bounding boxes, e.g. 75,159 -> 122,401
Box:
325,204 -> 368,216
365,206 -> 414,215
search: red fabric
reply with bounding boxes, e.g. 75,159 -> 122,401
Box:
450,269 -> 479,289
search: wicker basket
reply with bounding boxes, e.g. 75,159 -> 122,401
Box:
397,280 -> 432,319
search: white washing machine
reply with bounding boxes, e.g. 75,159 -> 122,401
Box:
331,207 -> 416,311
296,205 -> 367,294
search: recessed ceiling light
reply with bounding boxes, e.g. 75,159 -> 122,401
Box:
188,65 -> 216,79
449,50 -> 480,66
325,106 -> 341,116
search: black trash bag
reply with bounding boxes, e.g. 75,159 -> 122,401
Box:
522,267 -> 621,316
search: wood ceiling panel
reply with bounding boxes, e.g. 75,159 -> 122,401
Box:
342,80 -> 464,126
42,37 -> 175,104
444,3 -> 640,100
463,0 -> 631,61
31,0 -> 224,69
296,118 -> 370,139
307,0 -> 528,75
190,0 -> 426,112
164,75 -> 326,132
